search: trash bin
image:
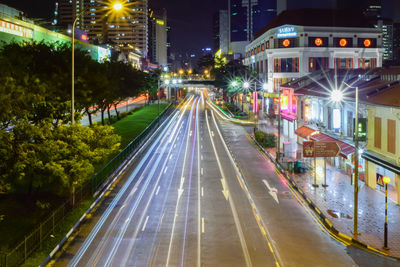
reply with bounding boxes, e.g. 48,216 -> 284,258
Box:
288,161 -> 294,172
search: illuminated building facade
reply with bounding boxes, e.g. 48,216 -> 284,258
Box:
244,9 -> 384,93
148,8 -> 167,67
56,0 -> 148,56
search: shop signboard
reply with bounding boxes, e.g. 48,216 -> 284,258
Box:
303,141 -> 341,158
377,173 -> 384,187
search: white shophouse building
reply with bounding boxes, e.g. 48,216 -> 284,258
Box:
243,9 -> 385,93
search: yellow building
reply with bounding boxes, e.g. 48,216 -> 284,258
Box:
363,94 -> 400,204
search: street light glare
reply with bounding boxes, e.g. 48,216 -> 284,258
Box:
263,83 -> 268,90
243,82 -> 250,89
231,81 -> 238,87
113,2 -> 123,11
331,89 -> 343,102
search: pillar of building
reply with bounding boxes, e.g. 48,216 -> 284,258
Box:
396,173 -> 400,205
365,160 -> 377,189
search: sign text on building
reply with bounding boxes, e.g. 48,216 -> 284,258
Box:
0,19 -> 33,39
276,25 -> 297,38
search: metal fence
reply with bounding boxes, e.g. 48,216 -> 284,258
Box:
1,103 -> 174,267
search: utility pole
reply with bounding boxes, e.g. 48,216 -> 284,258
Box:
354,86 -> 359,235
277,83 -> 281,162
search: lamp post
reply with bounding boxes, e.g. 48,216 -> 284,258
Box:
243,82 -> 249,114
343,82 -> 359,235
383,176 -> 390,250
277,83 -> 281,162
333,82 -> 359,235
71,2 -> 123,125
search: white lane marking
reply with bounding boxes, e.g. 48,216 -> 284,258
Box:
211,131 -> 214,137
263,179 -> 279,204
125,218 -> 130,223
142,216 -> 149,231
201,187 -> 204,197
202,218 -> 205,233
205,110 -> 252,267
120,204 -> 126,210
201,155 -> 203,161
164,167 -> 168,174
155,186 -> 160,196
174,144 -> 177,148
166,98 -> 198,266
220,178 -> 229,200
190,130 -> 192,137
210,109 -> 283,266
170,155 -> 173,160
201,168 -> 203,176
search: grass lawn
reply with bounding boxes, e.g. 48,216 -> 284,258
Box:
0,103 -> 170,265
112,103 -> 169,148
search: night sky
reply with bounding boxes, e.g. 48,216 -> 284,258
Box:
1,0 -> 395,55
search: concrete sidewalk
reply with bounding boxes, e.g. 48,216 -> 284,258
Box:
252,118 -> 400,259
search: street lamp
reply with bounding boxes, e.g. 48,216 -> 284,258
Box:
383,176 -> 390,250
71,2 -> 124,125
335,82 -> 359,235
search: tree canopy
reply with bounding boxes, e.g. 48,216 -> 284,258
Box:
0,42 -> 153,196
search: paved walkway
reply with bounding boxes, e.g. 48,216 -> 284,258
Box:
251,118 -> 400,259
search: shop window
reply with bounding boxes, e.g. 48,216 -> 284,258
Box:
388,119 -> 396,154
309,57 -> 329,72
358,58 -> 377,69
274,57 -> 299,72
334,58 -> 353,69
374,117 -> 382,149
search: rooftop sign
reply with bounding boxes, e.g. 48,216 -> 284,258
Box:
0,19 -> 33,39
276,25 -> 297,38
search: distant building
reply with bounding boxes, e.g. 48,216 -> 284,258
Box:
55,0 -> 148,56
228,0 -> 277,57
148,8 -> 168,67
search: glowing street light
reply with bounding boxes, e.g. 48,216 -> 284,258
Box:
243,82 -> 250,89
231,81 -> 238,87
262,83 -> 268,91
331,89 -> 343,102
113,2 -> 123,11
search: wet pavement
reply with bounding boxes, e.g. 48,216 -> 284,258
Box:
254,118 -> 400,259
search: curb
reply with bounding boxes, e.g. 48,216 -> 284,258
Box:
249,134 -> 400,262
40,105 -> 179,267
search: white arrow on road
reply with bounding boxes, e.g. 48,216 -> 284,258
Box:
178,177 -> 185,199
220,178 -> 229,200
263,179 -> 279,204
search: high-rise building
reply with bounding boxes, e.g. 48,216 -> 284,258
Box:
363,0 -> 382,19
213,10 -> 229,54
148,8 -> 168,67
55,0 -> 148,56
228,0 -> 276,57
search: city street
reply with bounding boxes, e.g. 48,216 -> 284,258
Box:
50,91 -> 398,267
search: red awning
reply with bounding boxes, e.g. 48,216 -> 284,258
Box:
310,133 -> 355,159
281,113 -> 297,122
295,125 -> 318,139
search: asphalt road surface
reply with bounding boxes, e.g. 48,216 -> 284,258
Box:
54,90 -> 398,267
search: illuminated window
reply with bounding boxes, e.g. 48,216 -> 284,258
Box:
283,39 -> 290,47
315,38 -> 323,46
